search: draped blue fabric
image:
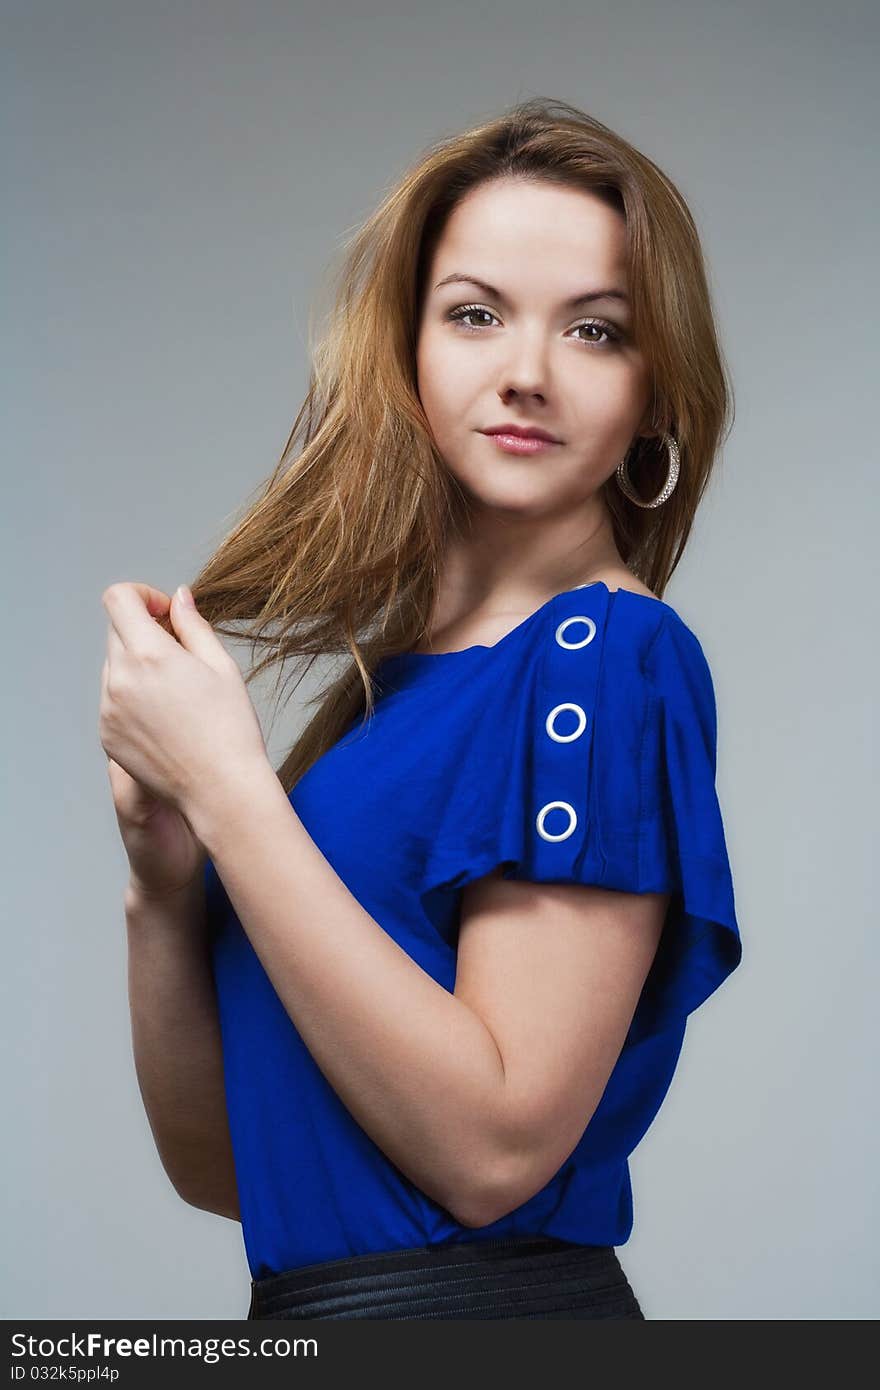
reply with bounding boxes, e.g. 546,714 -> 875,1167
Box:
206,581 -> 742,1279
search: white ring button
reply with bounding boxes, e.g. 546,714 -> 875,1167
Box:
555,615 -> 596,649
536,801 -> 577,842
546,702 -> 587,742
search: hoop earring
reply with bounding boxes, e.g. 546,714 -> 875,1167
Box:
615,432 -> 680,509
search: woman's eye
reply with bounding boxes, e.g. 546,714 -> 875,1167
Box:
447,304 -> 497,330
447,304 -> 621,347
571,320 -> 622,347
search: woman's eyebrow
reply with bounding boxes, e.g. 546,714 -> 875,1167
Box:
433,272 -> 629,308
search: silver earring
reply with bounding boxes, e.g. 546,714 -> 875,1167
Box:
615,432 -> 680,509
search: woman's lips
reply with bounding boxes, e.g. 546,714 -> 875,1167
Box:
481,432 -> 561,455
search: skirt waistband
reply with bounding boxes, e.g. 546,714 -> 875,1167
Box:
248,1235 -> 644,1320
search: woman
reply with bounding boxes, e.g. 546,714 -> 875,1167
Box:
100,96 -> 742,1319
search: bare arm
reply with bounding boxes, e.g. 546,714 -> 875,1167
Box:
187,761 -> 513,1229
125,876 -> 240,1221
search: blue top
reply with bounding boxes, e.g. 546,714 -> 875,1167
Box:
205,580 -> 742,1280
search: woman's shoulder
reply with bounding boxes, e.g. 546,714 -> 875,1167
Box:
598,569 -> 661,602
540,571 -> 712,707
544,569 -> 674,654
568,569 -> 703,645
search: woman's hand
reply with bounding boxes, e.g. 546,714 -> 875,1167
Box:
98,582 -> 268,834
108,754 -> 209,901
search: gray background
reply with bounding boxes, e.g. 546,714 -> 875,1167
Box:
5,0 -> 877,1320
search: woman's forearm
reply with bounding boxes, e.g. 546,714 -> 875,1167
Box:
125,877 -> 240,1220
186,760 -> 519,1229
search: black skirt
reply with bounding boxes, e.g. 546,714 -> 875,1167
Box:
247,1234 -> 645,1320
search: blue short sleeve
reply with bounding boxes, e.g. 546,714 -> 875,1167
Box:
423,597 -> 742,1047
619,613 -> 742,1042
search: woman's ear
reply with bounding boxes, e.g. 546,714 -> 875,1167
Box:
635,410 -> 664,442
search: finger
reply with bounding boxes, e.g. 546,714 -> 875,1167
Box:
102,580 -> 172,618
168,587 -> 230,671
101,581 -> 176,653
99,650 -> 116,753
105,626 -> 125,666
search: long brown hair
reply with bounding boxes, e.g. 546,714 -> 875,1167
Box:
183,96 -> 734,794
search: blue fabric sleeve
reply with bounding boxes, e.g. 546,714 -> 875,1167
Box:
423,604 -> 742,1047
617,613 -> 742,1043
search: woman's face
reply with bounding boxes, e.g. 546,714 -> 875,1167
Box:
416,177 -> 655,518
